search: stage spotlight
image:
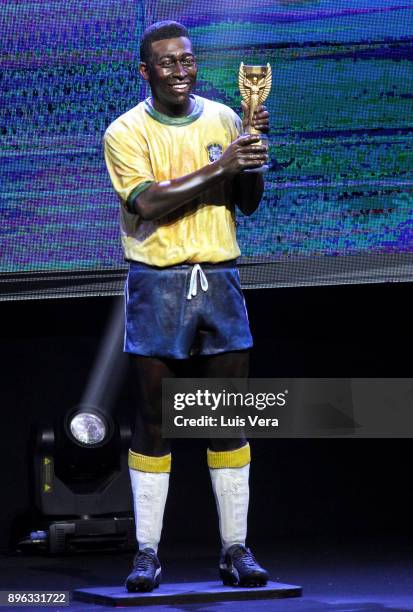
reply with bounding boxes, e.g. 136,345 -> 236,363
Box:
67,405 -> 110,447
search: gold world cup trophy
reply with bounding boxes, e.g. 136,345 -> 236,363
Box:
238,62 -> 272,172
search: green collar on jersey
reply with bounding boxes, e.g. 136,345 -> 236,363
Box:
144,95 -> 204,126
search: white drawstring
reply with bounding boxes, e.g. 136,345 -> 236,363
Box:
186,264 -> 208,300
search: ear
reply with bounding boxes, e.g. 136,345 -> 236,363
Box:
139,62 -> 150,82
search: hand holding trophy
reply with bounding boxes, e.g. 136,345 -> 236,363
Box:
238,62 -> 272,172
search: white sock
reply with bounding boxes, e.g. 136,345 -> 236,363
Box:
129,468 -> 169,553
209,464 -> 250,553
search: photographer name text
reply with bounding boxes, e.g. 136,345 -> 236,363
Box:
174,415 -> 279,428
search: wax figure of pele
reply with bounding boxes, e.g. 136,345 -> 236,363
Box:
103,20 -> 270,592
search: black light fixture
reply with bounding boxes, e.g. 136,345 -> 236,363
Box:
17,298 -> 135,554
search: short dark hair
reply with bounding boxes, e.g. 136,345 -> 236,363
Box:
140,21 -> 190,65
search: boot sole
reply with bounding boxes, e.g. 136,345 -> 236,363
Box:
220,567 -> 268,588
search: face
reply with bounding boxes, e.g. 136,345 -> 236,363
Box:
140,37 -> 197,112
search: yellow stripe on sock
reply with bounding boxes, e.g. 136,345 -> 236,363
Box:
128,449 -> 171,473
207,442 -> 251,469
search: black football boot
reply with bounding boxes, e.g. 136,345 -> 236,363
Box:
125,548 -> 162,592
219,544 -> 269,587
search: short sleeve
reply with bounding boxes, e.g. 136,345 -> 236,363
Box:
215,103 -> 243,144
103,125 -> 155,211
224,109 -> 243,142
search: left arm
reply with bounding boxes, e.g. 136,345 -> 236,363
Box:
232,103 -> 270,216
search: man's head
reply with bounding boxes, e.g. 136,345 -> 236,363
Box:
140,21 -> 190,66
139,21 -> 197,112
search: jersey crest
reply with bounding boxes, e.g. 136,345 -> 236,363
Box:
206,143 -> 223,162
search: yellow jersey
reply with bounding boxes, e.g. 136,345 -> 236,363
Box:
103,95 -> 242,267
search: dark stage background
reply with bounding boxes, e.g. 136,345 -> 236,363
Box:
1,283 -> 412,554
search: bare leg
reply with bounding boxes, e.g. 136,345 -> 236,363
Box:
126,355 -> 177,567
196,350 -> 249,451
129,355 -> 176,456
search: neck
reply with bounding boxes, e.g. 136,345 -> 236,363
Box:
151,95 -> 195,118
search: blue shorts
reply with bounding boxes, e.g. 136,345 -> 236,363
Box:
124,260 -> 253,359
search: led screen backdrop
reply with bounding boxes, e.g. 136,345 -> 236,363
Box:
1,0 -> 413,299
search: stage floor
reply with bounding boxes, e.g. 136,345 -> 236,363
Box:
1,536 -> 412,611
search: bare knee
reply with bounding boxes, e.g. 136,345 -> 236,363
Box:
208,437 -> 248,452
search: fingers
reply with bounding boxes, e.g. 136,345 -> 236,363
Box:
240,152 -> 269,168
254,111 -> 269,120
254,104 -> 268,115
241,145 -> 267,154
240,101 -> 270,134
242,160 -> 268,169
237,134 -> 263,146
251,105 -> 270,132
241,103 -> 267,116
253,124 -> 269,133
235,136 -> 268,165
242,152 -> 268,159
252,113 -> 269,132
224,133 -> 268,172
252,106 -> 269,122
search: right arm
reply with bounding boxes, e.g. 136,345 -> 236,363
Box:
133,134 -> 268,221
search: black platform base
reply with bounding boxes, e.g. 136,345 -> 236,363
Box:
73,580 -> 302,606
